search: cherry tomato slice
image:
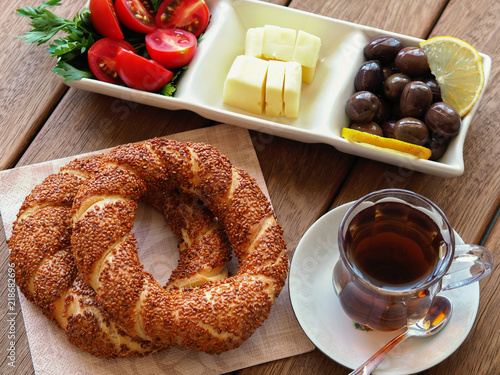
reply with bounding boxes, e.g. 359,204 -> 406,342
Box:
88,38 -> 136,85
115,0 -> 157,34
145,28 -> 197,69
89,0 -> 124,39
116,48 -> 174,91
156,0 -> 210,37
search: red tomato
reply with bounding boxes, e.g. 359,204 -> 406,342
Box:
156,0 -> 210,37
115,48 -> 174,91
88,38 -> 136,85
145,28 -> 197,69
89,0 -> 124,39
115,0 -> 157,34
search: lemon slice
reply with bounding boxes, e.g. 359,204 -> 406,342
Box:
419,36 -> 485,117
342,128 -> 432,159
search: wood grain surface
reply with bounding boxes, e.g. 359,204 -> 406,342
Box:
1,0 -> 498,374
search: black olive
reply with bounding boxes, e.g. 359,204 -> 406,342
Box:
395,47 -> 429,76
384,73 -> 412,102
426,132 -> 451,160
345,91 -> 381,122
400,81 -> 433,118
394,117 -> 430,146
354,60 -> 384,93
381,120 -> 397,138
424,102 -> 461,137
364,36 -> 404,64
350,121 -> 384,136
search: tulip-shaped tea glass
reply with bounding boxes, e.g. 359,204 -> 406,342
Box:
333,189 -> 493,332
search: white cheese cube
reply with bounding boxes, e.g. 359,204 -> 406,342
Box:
283,62 -> 302,118
292,30 -> 321,68
223,55 -> 269,114
301,66 -> 316,84
265,60 -> 286,117
262,25 -> 297,62
292,30 -> 321,83
245,27 -> 264,58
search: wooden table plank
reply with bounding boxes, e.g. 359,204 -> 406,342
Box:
319,1 -> 500,374
0,0 -> 92,171
240,0 -> 500,374
13,89 -> 212,165
1,0 -> 498,374
289,0 -> 447,37
1,2 -> 356,374
425,211 -> 500,375
412,2 -> 500,373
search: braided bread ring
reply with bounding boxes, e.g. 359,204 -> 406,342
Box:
71,139 -> 288,354
8,153 -> 232,358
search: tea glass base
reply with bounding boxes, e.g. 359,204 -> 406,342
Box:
289,202 -> 480,374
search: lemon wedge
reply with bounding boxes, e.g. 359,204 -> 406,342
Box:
342,128 -> 432,159
420,36 -> 485,117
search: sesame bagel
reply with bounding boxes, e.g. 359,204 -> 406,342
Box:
71,139 -> 288,354
8,151 -> 234,357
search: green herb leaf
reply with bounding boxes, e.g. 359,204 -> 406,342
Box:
52,61 -> 93,82
150,0 -> 164,12
161,82 -> 177,97
17,1 -> 98,80
161,67 -> 188,97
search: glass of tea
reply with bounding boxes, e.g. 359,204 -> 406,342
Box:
333,189 -> 493,332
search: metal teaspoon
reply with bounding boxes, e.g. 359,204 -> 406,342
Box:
349,295 -> 453,375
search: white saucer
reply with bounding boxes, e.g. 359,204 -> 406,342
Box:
289,202 -> 480,374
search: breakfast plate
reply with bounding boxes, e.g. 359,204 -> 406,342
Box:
288,202 -> 480,374
67,0 -> 491,177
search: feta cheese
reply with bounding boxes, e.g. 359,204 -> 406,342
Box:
245,27 -> 264,58
262,25 -> 297,62
223,55 -> 269,114
292,30 -> 322,83
283,62 -> 302,118
265,60 -> 286,116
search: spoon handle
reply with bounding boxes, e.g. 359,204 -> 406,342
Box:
348,331 -> 409,375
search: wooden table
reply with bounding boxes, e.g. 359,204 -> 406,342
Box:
1,0 -> 498,374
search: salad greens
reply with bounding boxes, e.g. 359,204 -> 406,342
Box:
16,0 -> 180,95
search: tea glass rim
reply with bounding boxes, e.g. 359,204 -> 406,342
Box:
337,188 -> 456,295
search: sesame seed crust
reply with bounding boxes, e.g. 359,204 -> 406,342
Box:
145,188 -> 232,288
8,143 -> 243,358
9,155 -> 161,357
71,139 -> 289,354
9,138 -> 288,357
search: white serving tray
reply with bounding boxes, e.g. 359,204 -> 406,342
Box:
67,0 -> 491,177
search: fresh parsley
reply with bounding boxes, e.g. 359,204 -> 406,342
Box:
160,66 -> 187,96
51,61 -> 93,81
17,0 -> 98,81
